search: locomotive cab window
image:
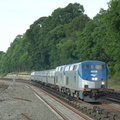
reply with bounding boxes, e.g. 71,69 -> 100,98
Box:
83,65 -> 93,69
95,65 -> 104,69
83,65 -> 104,69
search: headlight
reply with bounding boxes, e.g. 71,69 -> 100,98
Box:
92,77 -> 98,81
101,82 -> 105,85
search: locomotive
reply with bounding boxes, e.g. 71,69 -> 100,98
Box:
31,60 -> 108,102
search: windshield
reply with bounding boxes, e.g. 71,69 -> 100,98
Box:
82,65 -> 104,69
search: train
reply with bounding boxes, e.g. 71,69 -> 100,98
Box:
6,74 -> 30,80
31,60 -> 108,102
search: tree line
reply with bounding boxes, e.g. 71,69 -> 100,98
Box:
0,1 -> 120,83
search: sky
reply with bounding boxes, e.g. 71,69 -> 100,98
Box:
0,0 -> 110,52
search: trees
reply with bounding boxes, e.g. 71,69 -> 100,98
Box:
103,0 -> 120,75
0,1 -> 120,84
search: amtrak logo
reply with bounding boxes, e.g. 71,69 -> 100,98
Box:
91,74 -> 97,77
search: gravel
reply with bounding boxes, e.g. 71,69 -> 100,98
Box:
0,81 -> 61,120
1,80 -> 119,120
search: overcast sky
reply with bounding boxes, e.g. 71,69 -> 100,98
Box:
0,0 -> 110,52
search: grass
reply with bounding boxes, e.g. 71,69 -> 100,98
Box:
8,72 -> 31,75
0,82 -> 5,85
108,84 -> 120,88
0,82 -> 8,91
107,74 -> 120,89
108,79 -> 120,89
0,81 -> 8,85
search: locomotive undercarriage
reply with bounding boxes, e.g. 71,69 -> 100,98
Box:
60,87 -> 79,98
83,89 -> 106,102
59,87 -> 106,102
33,80 -> 106,102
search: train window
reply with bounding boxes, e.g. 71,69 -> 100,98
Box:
95,65 -> 104,69
65,66 -> 71,71
57,67 -> 61,71
73,65 -> 77,70
69,66 -> 71,70
56,67 -> 59,71
70,66 -> 73,71
58,67 -> 60,71
60,67 -> 63,71
83,65 -> 93,69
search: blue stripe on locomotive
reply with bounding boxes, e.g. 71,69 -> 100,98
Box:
78,60 -> 107,82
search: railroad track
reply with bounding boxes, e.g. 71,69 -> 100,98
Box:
0,79 -> 91,120
72,97 -> 120,120
106,89 -> 120,103
21,113 -> 32,120
29,82 -> 120,120
106,97 -> 120,103
1,78 -> 120,120
28,83 -> 92,120
0,83 -> 9,91
101,103 -> 120,113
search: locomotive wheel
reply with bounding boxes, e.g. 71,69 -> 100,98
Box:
66,88 -> 71,96
61,88 -> 64,93
74,91 -> 79,99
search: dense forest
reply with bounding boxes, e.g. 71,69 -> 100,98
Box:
0,0 -> 120,84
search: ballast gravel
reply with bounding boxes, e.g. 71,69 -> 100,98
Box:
0,81 -> 61,120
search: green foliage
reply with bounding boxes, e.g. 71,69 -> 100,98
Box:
0,2 -> 120,85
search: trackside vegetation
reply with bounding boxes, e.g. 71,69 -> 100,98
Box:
0,1 -> 120,87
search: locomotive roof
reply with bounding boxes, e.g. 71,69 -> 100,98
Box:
81,60 -> 106,64
56,60 -> 105,68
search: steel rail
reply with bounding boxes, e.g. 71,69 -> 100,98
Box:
28,85 -> 92,120
29,86 -> 69,120
12,97 -> 32,102
102,103 -> 120,113
21,113 -> 32,120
